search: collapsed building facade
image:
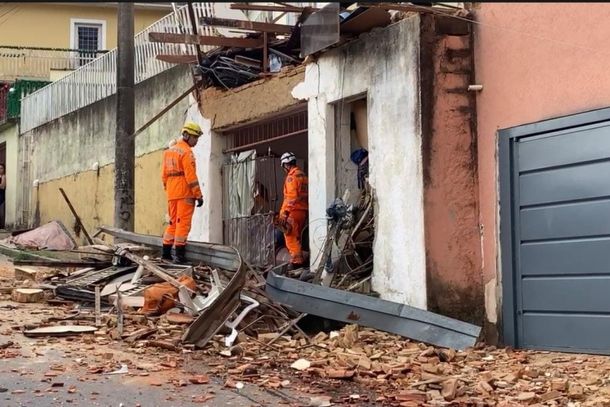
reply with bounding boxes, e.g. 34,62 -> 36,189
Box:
16,3 -> 485,336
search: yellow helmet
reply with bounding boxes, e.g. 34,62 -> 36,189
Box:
182,122 -> 203,137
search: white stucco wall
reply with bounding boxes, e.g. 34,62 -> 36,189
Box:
185,95 -> 224,243
293,16 -> 427,308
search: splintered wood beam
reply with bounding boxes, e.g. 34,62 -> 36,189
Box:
230,4 -> 319,13
357,2 -> 436,13
156,54 -> 198,64
149,32 -> 264,48
199,16 -> 293,34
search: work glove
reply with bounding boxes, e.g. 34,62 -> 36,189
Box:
196,198 -> 204,207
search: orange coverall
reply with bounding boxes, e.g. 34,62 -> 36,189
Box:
161,139 -> 202,247
280,166 -> 308,264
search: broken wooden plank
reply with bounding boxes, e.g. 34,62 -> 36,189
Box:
12,260 -> 111,268
230,4 -> 319,13
148,32 -> 264,48
156,54 -> 198,64
23,325 -> 97,337
199,16 -> 293,34
59,188 -> 94,245
124,328 -> 157,344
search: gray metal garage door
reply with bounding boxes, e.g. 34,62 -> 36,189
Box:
500,108 -> 610,354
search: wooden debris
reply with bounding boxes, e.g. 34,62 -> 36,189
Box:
146,340 -> 178,352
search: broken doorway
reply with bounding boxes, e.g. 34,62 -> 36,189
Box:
330,96 -> 374,291
221,108 -> 308,268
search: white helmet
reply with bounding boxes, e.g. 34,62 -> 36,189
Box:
280,152 -> 297,166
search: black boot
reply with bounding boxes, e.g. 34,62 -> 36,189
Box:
174,245 -> 188,264
161,244 -> 173,261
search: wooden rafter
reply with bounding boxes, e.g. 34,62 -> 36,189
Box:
199,16 -> 293,34
156,54 -> 198,64
148,32 -> 264,48
230,3 -> 319,13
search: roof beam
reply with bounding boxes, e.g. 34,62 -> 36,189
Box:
148,32 -> 264,48
230,4 -> 319,13
199,16 -> 293,34
156,54 -> 198,64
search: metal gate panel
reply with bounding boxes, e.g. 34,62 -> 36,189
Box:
517,122 -> 610,171
520,200 -> 610,240
500,107 -> 610,354
520,239 -> 610,276
519,160 -> 610,206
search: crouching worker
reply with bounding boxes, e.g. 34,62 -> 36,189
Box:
275,152 -> 308,271
160,122 -> 204,263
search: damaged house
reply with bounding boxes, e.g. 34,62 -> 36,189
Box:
143,3 -> 481,329
15,2 -> 483,343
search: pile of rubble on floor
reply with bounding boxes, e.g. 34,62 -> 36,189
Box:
202,323 -> 610,406
1,221 -> 610,405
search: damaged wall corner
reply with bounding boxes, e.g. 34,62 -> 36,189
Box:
419,13 -> 485,325
188,93 -> 224,244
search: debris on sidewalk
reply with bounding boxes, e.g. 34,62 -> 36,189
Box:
1,220 -> 77,251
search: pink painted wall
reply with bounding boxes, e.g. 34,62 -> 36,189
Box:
474,3 -> 610,327
422,16 -> 484,325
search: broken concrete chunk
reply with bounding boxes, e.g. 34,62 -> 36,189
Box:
291,358 -> 311,371
12,288 -> 44,303
14,267 -> 39,282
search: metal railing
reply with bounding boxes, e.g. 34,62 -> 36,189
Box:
20,3 -> 216,133
0,46 -> 107,82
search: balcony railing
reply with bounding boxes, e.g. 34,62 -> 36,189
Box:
20,3 -> 216,134
0,46 -> 107,82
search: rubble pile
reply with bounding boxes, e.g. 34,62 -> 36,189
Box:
201,324 -> 610,406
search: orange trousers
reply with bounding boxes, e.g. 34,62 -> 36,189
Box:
162,198 -> 195,247
284,209 -> 307,264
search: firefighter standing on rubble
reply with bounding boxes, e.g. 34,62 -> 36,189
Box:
277,152 -> 309,270
160,122 -> 204,263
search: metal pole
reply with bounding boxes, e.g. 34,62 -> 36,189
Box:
115,2 -> 135,231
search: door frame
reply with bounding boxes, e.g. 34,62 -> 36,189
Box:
498,107 -> 610,348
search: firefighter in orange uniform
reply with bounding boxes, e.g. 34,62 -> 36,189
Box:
279,152 -> 308,269
161,122 -> 204,263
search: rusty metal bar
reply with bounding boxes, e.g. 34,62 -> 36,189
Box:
224,128 -> 307,153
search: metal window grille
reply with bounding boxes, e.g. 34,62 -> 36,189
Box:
222,155 -> 307,268
221,111 -> 308,268
224,109 -> 308,153
76,24 -> 101,66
